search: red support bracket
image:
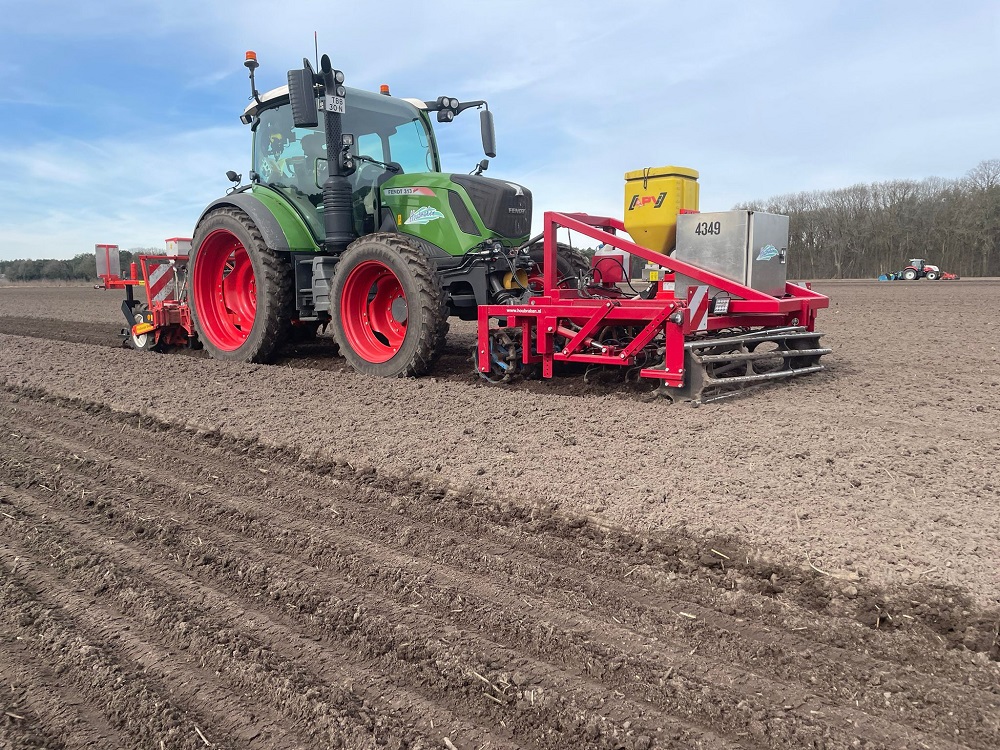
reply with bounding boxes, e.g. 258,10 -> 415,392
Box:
620,301 -> 678,359
561,300 -> 619,355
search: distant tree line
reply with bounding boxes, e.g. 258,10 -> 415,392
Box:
0,248 -> 163,282
4,160 -> 998,283
737,159 -> 1000,279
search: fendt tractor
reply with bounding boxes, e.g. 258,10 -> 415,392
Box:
97,50 -> 830,403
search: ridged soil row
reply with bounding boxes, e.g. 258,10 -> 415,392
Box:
0,555 -> 245,750
0,634 -> 112,750
0,498 -> 501,750
1,431 -> 735,750
6,388 -> 998,732
26,434 -> 987,750
2,389 -> 996,748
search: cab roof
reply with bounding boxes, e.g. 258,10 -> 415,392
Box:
241,85 -> 427,124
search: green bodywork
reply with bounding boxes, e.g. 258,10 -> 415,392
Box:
380,173 -> 519,255
249,170 -> 525,258
250,185 -> 321,253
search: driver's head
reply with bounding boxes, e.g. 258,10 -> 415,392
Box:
301,133 -> 326,159
269,131 -> 290,155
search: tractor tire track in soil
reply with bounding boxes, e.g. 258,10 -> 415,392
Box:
0,315 -> 643,396
1,387 -> 997,749
0,315 -> 463,380
0,316 -> 125,350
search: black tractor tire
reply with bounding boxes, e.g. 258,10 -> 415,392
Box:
189,207 -> 294,363
902,268 -> 919,281
330,233 -> 447,377
925,270 -> 940,280
525,240 -> 592,291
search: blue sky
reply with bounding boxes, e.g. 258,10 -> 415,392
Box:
1,0 -> 998,260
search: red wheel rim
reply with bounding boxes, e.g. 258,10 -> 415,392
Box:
193,229 -> 257,351
340,260 -> 407,363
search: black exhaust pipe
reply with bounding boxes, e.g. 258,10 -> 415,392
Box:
287,55 -> 356,252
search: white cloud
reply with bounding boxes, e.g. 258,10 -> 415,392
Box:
0,126 -> 245,258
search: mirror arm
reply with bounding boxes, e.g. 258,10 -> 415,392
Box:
456,100 -> 487,114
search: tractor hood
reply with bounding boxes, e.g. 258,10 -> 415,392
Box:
380,172 -> 532,256
448,174 -> 532,240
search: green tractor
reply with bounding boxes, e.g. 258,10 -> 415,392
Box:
189,51 -> 584,376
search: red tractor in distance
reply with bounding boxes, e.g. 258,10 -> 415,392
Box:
879,259 -> 960,281
900,259 -> 953,281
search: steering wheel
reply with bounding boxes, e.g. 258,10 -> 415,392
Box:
354,161 -> 384,189
283,155 -> 306,177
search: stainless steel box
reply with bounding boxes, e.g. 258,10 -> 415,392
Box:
674,210 -> 789,298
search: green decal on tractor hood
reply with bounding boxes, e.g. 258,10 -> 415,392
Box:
404,206 -> 445,225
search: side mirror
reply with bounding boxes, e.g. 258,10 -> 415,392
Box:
287,61 -> 318,129
477,159 -> 489,173
480,109 -> 496,158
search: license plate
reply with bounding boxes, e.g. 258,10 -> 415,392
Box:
325,95 -> 346,114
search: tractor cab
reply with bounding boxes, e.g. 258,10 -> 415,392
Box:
243,86 -> 441,241
240,77 -> 528,262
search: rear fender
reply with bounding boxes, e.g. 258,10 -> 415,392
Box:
193,190 -> 319,254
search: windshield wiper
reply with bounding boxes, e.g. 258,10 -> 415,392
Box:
355,154 -> 400,173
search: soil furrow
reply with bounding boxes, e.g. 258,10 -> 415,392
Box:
5,383 -> 995,684
7,387 -> 999,693
0,638 -> 115,750
3,390 -> 996,741
0,565 -> 240,750
2,458 -> 976,750
1,541 -> 307,750
1,446 -> 741,750
1,490 -> 518,750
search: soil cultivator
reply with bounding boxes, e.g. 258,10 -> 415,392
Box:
478,209 -> 829,403
97,50 -> 829,403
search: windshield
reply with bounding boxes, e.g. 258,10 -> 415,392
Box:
252,88 -> 437,237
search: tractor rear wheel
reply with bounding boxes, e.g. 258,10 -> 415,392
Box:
331,233 -> 447,377
902,268 -> 919,281
189,207 -> 293,362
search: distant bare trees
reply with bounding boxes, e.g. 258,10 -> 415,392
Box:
0,247 -> 161,282
738,160 -> 1000,278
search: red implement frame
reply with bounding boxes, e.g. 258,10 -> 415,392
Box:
97,254 -> 193,347
477,211 -> 829,388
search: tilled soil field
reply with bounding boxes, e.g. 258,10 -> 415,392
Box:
0,281 -> 998,749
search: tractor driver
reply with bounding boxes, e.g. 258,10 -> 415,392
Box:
263,130 -> 306,185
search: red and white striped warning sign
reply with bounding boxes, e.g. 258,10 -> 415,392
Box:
147,263 -> 175,303
687,285 -> 710,331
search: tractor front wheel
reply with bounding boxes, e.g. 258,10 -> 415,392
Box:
925,270 -> 940,280
525,241 -> 592,292
189,207 -> 293,362
331,234 -> 447,377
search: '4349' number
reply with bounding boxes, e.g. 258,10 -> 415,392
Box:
694,221 -> 722,235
